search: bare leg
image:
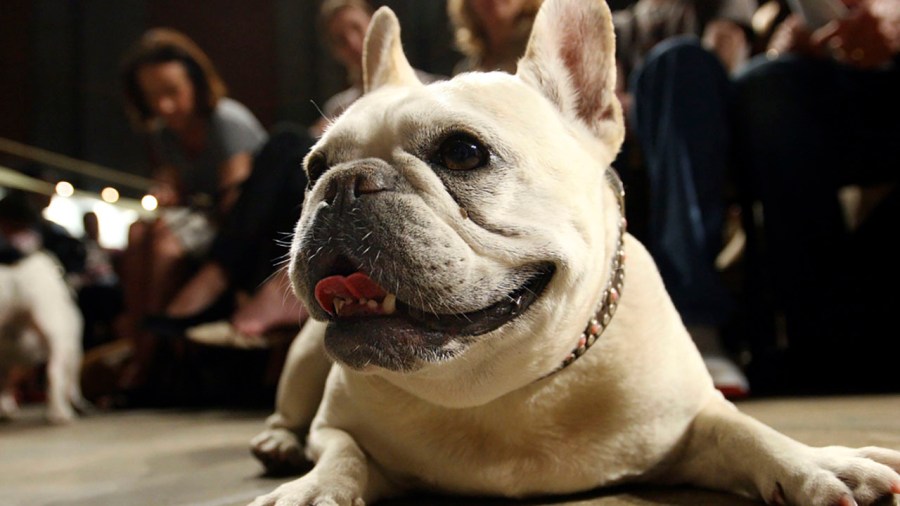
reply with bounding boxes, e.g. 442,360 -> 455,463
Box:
116,220 -> 152,340
118,220 -> 188,390
165,262 -> 229,318
145,222 -> 189,313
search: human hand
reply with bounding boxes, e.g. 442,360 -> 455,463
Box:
150,182 -> 179,207
812,2 -> 895,69
150,164 -> 181,207
702,19 -> 751,73
767,14 -> 821,58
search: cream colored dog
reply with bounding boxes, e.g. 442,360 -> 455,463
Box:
250,1 -> 900,504
0,250 -> 87,424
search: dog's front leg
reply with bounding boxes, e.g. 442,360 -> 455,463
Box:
251,320 -> 331,473
0,369 -> 20,420
249,426 -> 389,506
667,397 -> 900,505
45,350 -> 77,424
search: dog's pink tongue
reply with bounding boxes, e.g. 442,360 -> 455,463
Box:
315,272 -> 388,316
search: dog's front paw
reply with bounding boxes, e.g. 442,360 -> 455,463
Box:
765,446 -> 900,506
249,474 -> 365,506
251,427 -> 307,475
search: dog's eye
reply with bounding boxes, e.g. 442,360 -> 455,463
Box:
306,152 -> 329,189
436,134 -> 488,171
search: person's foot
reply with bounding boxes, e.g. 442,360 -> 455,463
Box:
185,272 -> 306,349
703,355 -> 750,399
186,321 -> 272,349
688,324 -> 750,399
232,271 -> 307,337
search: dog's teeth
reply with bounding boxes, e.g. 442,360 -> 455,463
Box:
383,293 -> 396,314
334,299 -> 345,315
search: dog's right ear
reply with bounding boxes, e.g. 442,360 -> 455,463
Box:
516,0 -> 624,152
363,7 -> 422,94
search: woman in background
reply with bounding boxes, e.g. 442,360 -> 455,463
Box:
117,28 -> 267,390
447,0 -> 543,75
311,0 -> 442,136
733,0 -> 900,394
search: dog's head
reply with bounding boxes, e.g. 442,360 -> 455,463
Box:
289,0 -> 624,405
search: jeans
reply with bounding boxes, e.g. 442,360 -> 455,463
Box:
732,53 -> 900,390
630,36 -> 734,329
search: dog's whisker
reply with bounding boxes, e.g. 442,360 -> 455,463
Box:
311,99 -> 331,125
308,245 -> 326,261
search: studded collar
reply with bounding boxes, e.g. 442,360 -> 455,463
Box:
540,167 -> 626,380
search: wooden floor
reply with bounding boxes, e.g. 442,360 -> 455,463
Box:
1,395 -> 898,506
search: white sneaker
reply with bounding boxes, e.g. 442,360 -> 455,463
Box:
186,321 -> 269,349
704,355 -> 750,399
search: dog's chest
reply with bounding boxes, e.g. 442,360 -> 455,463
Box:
331,373 -> 670,497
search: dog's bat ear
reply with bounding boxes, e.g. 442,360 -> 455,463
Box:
516,0 -> 624,153
363,7 -> 422,94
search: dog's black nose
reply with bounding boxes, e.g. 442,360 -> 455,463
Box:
323,159 -> 395,208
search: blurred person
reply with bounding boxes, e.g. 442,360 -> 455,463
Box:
310,0 -> 374,137
447,0 -> 543,74
75,212 -> 123,350
732,0 -> 900,393
147,125 -> 315,345
311,0 -> 442,136
84,128 -> 315,407
117,27 -> 267,390
0,190 -> 86,278
612,0 -> 758,397
152,0 -> 396,343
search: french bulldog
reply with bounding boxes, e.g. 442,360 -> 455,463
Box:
250,0 -> 900,504
0,250 -> 87,424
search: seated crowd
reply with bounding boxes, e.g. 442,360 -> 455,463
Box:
1,0 -> 898,411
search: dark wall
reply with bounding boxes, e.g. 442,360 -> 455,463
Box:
23,0 -> 148,188
3,0 -> 460,192
0,0 -> 31,145
147,0 -> 279,128
1,0 -> 633,192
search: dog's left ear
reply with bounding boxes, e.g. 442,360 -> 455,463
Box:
363,7 -> 422,94
517,0 -> 624,152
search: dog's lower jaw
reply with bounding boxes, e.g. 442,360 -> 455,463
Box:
342,236 -> 674,413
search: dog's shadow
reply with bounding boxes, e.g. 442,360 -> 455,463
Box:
254,463 -> 895,506
254,459 -> 761,505
376,486 -> 761,506
383,488 -> 897,506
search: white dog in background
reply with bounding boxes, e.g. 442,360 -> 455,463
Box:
249,1 -> 900,505
0,250 -> 87,423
